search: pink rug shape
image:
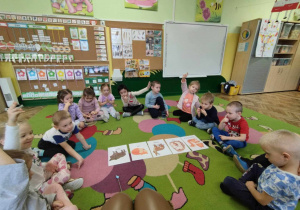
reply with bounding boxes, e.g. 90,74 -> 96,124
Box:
138,119 -> 166,133
165,100 -> 178,107
248,128 -> 263,144
167,118 -> 181,124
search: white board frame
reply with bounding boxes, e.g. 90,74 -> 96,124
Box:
163,21 -> 228,78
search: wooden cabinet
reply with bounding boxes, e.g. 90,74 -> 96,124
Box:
264,66 -> 290,92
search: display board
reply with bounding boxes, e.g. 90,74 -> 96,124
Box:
163,21 -> 228,78
105,21 -> 163,71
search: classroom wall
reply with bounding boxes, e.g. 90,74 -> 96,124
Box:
0,0 -> 297,95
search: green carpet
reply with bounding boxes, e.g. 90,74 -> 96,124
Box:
28,96 -> 300,210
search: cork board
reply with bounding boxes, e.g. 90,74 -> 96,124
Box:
105,21 -> 163,70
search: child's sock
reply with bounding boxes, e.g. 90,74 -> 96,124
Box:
161,110 -> 167,118
122,112 -> 131,117
137,111 -> 143,116
32,147 -> 45,157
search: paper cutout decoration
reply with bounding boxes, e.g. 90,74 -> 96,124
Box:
147,139 -> 172,157
122,29 -> 132,44
195,0 -> 223,23
70,27 -> 79,39
52,1 -> 94,17
181,135 -> 209,151
16,69 -> 27,80
37,69 -> 47,80
74,69 -> 83,79
129,142 -> 153,161
111,28 -> 122,44
108,145 -> 131,166
56,69 -> 65,80
27,68 -> 38,80
65,69 -> 74,80
78,28 -> 88,40
132,30 -> 145,41
80,40 -> 89,51
47,69 -> 57,80
164,137 -> 191,154
72,40 -> 81,50
124,0 -> 158,11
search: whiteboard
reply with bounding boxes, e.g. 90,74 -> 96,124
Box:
163,21 -> 228,78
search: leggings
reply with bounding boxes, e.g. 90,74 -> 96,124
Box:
148,97 -> 166,118
123,104 -> 144,116
38,139 -> 76,158
102,188 -> 173,210
173,109 -> 192,122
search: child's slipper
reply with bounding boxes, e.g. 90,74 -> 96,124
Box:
186,151 -> 210,171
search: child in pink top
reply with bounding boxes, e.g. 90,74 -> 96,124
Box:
98,84 -> 120,121
78,87 -> 108,122
173,73 -> 201,122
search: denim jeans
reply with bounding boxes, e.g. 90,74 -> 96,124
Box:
192,116 -> 216,130
212,127 -> 247,149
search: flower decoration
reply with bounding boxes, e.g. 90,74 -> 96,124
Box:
202,7 -> 211,21
57,71 -> 64,77
67,71 -> 73,76
18,71 -> 25,77
38,71 -> 46,77
48,71 -> 56,77
200,0 -> 206,9
75,70 -> 82,76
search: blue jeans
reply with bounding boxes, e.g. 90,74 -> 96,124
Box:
192,116 -> 216,130
212,127 -> 247,149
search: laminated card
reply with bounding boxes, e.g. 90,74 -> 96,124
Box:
164,137 -> 191,154
108,145 -> 130,166
129,142 -> 152,161
147,139 -> 172,158
181,135 -> 208,151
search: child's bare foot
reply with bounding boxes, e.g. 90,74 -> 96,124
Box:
82,144 -> 91,150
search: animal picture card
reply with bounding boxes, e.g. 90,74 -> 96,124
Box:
147,139 -> 172,157
181,135 -> 208,151
129,142 -> 153,161
164,137 -> 191,154
108,145 -> 131,166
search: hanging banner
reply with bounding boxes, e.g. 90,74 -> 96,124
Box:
282,0 -> 300,11
51,0 -> 94,17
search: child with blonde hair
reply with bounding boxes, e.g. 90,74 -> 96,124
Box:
78,86 -> 108,122
98,84 -> 120,121
3,103 -> 83,194
173,73 -> 201,122
221,130 -> 300,209
188,92 -> 219,131
38,110 -> 91,168
57,89 -> 85,130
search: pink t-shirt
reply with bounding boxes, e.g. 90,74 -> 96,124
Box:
181,93 -> 193,114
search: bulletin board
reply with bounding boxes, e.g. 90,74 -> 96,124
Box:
105,21 -> 163,70
0,13 -> 109,100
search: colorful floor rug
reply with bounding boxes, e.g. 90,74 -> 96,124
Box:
29,96 -> 300,210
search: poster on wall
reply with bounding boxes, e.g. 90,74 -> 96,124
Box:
124,0 -> 158,11
195,0 -> 223,23
51,0 -> 94,17
16,69 -> 27,80
256,19 -> 281,57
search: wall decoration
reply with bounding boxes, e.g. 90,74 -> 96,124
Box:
47,69 -> 57,80
74,69 -> 83,79
195,0 -> 223,23
124,0 -> 158,11
37,69 -> 48,80
16,69 -> 27,80
51,0 -> 94,17
241,29 -> 251,40
56,69 -> 65,80
65,69 -> 74,80
27,68 -> 38,80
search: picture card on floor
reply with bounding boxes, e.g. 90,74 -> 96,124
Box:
147,139 -> 172,157
108,145 -> 130,166
129,142 -> 152,161
181,135 -> 208,151
164,137 -> 191,154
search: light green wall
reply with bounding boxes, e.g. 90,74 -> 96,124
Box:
1,0 -> 296,32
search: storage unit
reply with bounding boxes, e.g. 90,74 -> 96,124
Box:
231,19 -> 300,94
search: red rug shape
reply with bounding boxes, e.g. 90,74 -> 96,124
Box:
69,125 -> 97,142
167,118 -> 181,124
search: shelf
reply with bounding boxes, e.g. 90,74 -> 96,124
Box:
274,53 -> 293,55
278,38 -> 299,41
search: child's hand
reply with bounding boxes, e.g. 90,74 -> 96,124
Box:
83,144 -> 91,150
75,156 -> 84,169
182,72 -> 188,80
246,181 -> 256,189
78,121 -> 85,129
219,135 -> 228,141
200,109 -> 207,116
153,104 -> 160,109
7,102 -> 24,126
222,115 -> 229,123
197,108 -> 201,114
122,95 -> 129,103
147,81 -> 151,89
166,110 -> 169,117
45,162 -> 58,173
65,102 -> 72,107
106,98 -> 109,103
52,200 -> 64,210
91,111 -> 97,115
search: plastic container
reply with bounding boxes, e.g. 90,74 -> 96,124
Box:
280,23 -> 294,38
289,24 -> 300,39
280,45 -> 293,53
283,58 -> 292,65
272,58 -> 279,66
274,45 -> 282,53
228,85 -> 240,96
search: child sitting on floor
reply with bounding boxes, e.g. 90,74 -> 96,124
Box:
220,130 -> 300,210
58,89 -> 85,130
118,82 -> 150,117
145,81 -> 169,119
78,86 -> 108,123
211,101 -> 249,157
98,84 -> 120,121
188,92 -> 219,132
2,102 -> 83,194
173,73 -> 201,122
38,110 -> 91,168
